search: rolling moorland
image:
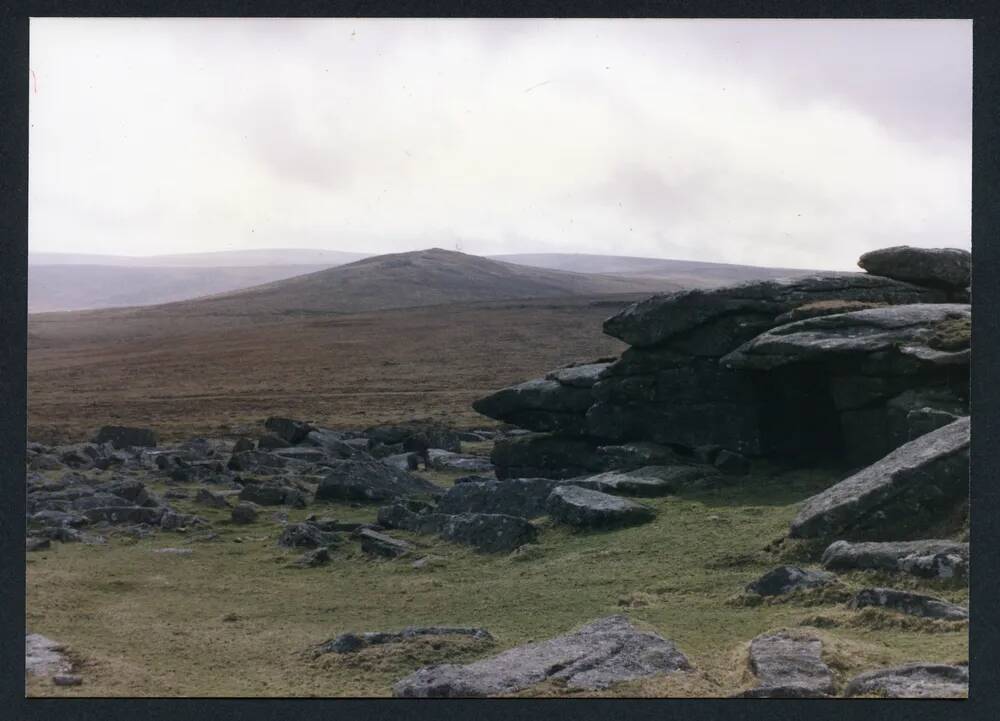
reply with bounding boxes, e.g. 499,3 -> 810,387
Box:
25,246 -> 970,697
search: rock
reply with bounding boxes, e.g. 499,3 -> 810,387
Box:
232,437 -> 255,453
277,523 -> 342,549
26,537 -> 51,552
848,588 -> 968,620
453,474 -> 496,485
82,506 -> 164,525
739,632 -> 834,698
722,304 -> 971,372
257,433 -> 291,450
789,417 -> 969,540
604,272 -> 943,349
472,377 -> 594,435
25,634 -> 71,677
428,450 -> 495,473
238,481 -> 302,507
411,555 -> 446,569
713,449 -> 750,476
314,626 -> 494,656
358,528 -> 414,558
315,457 -> 442,503
152,547 -> 193,555
272,447 -> 330,463
857,245 -> 971,290
392,615 -> 689,697
93,425 -> 158,449
545,362 -> 613,388
194,488 -> 231,509
159,510 -> 203,530
364,423 -> 462,453
567,466 -> 709,496
545,485 -> 655,528
844,663 -> 968,698
491,433 -> 608,480
745,566 -> 835,597
436,478 -> 563,518
377,504 -> 538,553
292,547 -> 331,568
28,454 -> 64,471
820,539 -> 968,580
52,674 -> 83,686
264,416 -> 314,444
885,388 -> 966,449
226,450 -> 290,473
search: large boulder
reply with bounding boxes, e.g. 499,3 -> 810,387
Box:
315,457 -> 442,502
490,434 -> 608,480
603,273 -> 944,350
857,245 -> 971,290
545,485 -> 655,528
789,417 -> 969,540
844,663 -> 967,698
820,539 -> 968,580
392,615 -> 690,697
93,426 -> 158,449
739,632 -> 834,698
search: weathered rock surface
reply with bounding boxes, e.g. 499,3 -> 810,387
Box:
436,478 -> 563,518
848,588 -> 968,620
377,504 -> 537,553
93,425 -> 158,449
844,662 -> 968,698
314,626 -> 494,656
315,457 -> 442,502
740,632 -> 834,698
238,481 -> 306,508
858,245 -> 971,290
264,416 -> 314,444
545,362 -> 613,388
545,485 -> 655,528
358,528 -> 414,558
745,566 -> 834,597
364,423 -> 462,453
473,378 -> 595,435
392,615 -> 690,697
603,273 -> 944,350
820,539 -> 968,580
789,417 -> 969,540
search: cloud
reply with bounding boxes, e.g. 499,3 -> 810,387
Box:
29,18 -> 971,270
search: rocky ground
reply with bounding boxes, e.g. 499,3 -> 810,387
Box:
25,245 -> 970,698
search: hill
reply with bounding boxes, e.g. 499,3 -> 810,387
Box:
492,253 -> 818,287
29,248 -> 369,267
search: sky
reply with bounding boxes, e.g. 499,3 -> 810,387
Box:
29,18 -> 971,270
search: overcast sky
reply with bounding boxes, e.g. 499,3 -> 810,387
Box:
29,18 -> 971,270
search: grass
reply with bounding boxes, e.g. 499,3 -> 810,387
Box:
26,464 -> 967,697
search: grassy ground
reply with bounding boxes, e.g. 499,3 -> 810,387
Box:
26,462 -> 967,697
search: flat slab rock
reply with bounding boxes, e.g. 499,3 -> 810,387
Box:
723,304 -> 970,371
392,615 -> 690,697
568,465 -> 712,496
377,504 -> 537,553
821,539 -> 969,580
546,485 -> 655,528
789,416 -> 969,540
858,245 -> 971,290
26,633 -> 72,677
436,478 -> 563,519
848,588 -> 968,620
844,663 -> 968,698
314,627 -> 494,656
740,632 -> 834,698
745,566 -> 834,597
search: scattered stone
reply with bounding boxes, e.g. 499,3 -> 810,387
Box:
378,504 -> 538,553
238,481 -> 303,507
195,488 -> 231,509
315,457 -> 442,503
314,626 -> 494,656
277,523 -> 342,549
264,416 -> 314,444
820,539 -> 968,580
545,485 -> 655,528
393,615 -> 690,697
93,425 -> 158,449
52,674 -> 83,686
411,555 -> 446,569
789,417 -> 969,540
713,449 -> 750,476
436,478 -> 562,518
230,502 -> 258,524
857,245 -> 971,290
844,662 -> 968,698
159,510 -> 202,531
358,528 -> 414,558
257,433 -> 290,450
745,566 -> 835,597
740,632 -> 834,698
292,547 -> 331,568
848,588 -> 968,620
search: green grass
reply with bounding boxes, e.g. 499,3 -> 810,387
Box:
26,465 -> 967,697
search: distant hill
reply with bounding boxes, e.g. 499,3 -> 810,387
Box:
28,264 -> 338,313
492,253 -> 819,287
29,248 -> 369,267
123,248 -> 683,318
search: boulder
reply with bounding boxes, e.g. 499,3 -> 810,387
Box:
722,304 -> 970,373
789,417 -> 969,540
82,506 -> 164,525
428,450 -> 495,473
194,489 -> 231,509
857,245 -> 971,290
93,425 -> 158,449
364,423 -> 462,453
257,433 -> 291,450
844,663 -> 967,698
545,485 -> 655,528
232,437 -> 255,454
603,272 -> 944,350
848,588 -> 968,620
315,457 -> 442,503
227,450 -> 292,473
292,547 -> 331,568
314,627 -> 494,656
26,537 -> 51,552
264,416 -> 314,444
230,502 -> 258,524
745,566 -> 835,597
358,529 -> 414,558
567,466 -> 709,496
436,478 -> 563,518
472,378 -> 594,435
392,615 -> 689,697
377,504 -> 538,553
238,482 -> 304,507
491,434 -> 608,480
277,522 -> 342,549
820,539 -> 968,580
739,632 -> 834,698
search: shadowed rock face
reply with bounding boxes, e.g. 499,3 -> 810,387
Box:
789,417 -> 969,540
739,632 -> 834,698
844,663 -> 968,698
392,615 -> 690,697
857,246 -> 971,290
603,273 -> 944,350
